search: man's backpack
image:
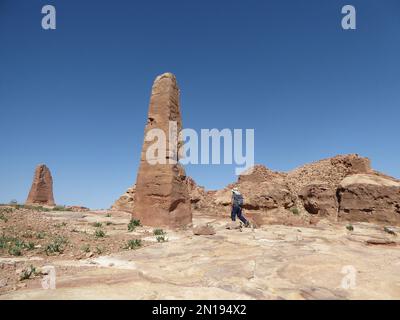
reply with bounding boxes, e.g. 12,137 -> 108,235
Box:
233,193 -> 244,207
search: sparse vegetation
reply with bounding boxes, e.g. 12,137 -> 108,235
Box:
124,239 -> 142,250
384,227 -> 397,236
45,236 -> 68,255
81,244 -> 90,253
346,224 -> 354,231
153,229 -> 166,236
36,231 -> 46,239
156,236 -> 168,243
105,213 -> 112,217
95,229 -> 106,238
128,219 -> 141,232
0,213 -> 8,222
105,221 -> 112,226
95,246 -> 104,254
290,207 -> 300,215
19,265 -> 37,281
93,222 -> 102,228
52,206 -> 72,211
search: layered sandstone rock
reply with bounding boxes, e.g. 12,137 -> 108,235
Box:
337,174 -> 400,225
299,183 -> 338,217
133,73 -> 192,227
111,185 -> 136,212
26,164 -> 55,206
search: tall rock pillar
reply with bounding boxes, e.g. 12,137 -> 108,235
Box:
26,164 -> 55,206
134,73 -> 192,227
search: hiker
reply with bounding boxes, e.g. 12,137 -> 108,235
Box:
231,188 -> 250,227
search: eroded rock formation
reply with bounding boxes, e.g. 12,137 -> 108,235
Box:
133,73 -> 192,227
26,164 -> 55,206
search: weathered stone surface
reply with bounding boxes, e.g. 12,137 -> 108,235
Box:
337,174 -> 400,225
193,224 -> 216,235
299,184 -> 338,217
133,73 -> 192,228
111,185 -> 136,212
26,164 -> 55,206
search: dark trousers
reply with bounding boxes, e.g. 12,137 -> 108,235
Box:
231,205 -> 248,224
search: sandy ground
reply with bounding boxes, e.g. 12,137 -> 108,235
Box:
1,207 -> 400,300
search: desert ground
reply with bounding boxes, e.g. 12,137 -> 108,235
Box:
1,206 -> 399,300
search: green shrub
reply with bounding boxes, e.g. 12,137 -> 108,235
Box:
94,229 -> 106,238
36,231 -> 46,239
128,219 -> 141,232
19,265 -> 38,281
156,236 -> 167,243
0,213 -> 8,222
124,239 -> 142,250
346,224 -> 354,231
81,244 -> 90,253
45,236 -> 68,255
93,222 -> 102,228
153,229 -> 166,236
290,207 -> 300,215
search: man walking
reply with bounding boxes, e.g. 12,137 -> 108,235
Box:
231,188 -> 250,227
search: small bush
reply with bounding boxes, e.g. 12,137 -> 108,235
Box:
93,222 -> 102,228
45,236 -> 68,255
20,265 -> 37,281
81,244 -> 90,253
124,239 -> 142,250
153,229 -> 166,236
95,246 -> 104,254
156,236 -> 168,243
290,208 -> 300,215
128,219 -> 141,232
105,213 -> 112,217
94,229 -> 106,238
346,224 -> 354,231
0,213 -> 8,223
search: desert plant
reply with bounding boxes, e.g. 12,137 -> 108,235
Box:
95,246 -> 104,254
153,229 -> 166,236
128,219 -> 141,232
346,224 -> 354,231
45,236 -> 68,255
105,213 -> 112,217
290,207 -> 300,215
93,222 -> 102,228
156,236 -> 168,243
94,229 -> 106,238
124,239 -> 142,250
19,265 -> 37,281
81,244 -> 90,253
0,213 -> 8,223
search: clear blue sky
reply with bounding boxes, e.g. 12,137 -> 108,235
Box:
0,0 -> 399,208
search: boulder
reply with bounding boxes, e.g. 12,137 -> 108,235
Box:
26,164 -> 55,206
337,174 -> 400,225
299,183 -> 338,217
193,224 -> 216,235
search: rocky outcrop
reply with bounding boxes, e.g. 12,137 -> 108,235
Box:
133,73 -> 192,228
26,164 -> 55,206
299,184 -> 338,217
337,174 -> 400,225
111,185 -> 136,212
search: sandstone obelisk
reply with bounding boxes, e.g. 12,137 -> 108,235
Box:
26,164 -> 55,206
134,73 -> 192,227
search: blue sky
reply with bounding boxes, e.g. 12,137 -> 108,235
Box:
0,0 -> 399,208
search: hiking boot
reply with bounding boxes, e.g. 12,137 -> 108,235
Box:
244,221 -> 251,228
